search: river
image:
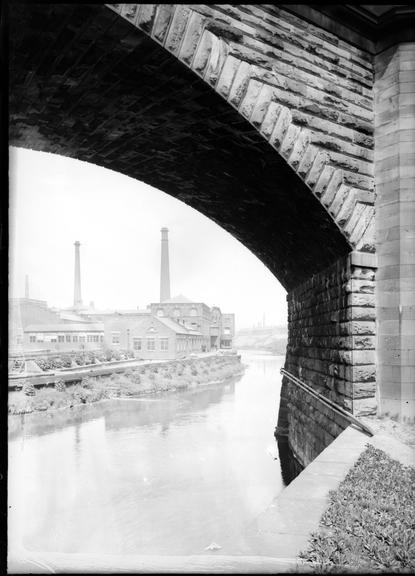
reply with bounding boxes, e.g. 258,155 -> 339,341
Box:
8,351 -> 298,558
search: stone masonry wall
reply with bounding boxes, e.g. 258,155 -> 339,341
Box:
374,43 -> 415,421
278,252 -> 377,467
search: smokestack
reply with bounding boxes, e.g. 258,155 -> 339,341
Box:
74,241 -> 82,308
160,227 -> 170,302
25,275 -> 29,299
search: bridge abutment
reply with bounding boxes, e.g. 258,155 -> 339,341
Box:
374,42 -> 415,422
278,252 -> 377,467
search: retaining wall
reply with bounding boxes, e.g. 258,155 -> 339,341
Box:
278,252 -> 377,466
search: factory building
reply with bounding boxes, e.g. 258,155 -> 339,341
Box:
10,228 -> 235,359
23,322 -> 105,351
94,312 -> 203,360
151,228 -> 235,351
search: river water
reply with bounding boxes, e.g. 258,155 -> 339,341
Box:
8,351 -> 294,557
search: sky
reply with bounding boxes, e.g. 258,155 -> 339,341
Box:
9,147 -> 288,330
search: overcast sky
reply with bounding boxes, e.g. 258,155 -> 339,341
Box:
9,147 -> 288,330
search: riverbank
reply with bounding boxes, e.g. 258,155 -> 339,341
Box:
8,355 -> 245,416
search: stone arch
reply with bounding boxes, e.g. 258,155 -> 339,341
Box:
9,3 -> 378,464
109,3 -> 375,255
9,1 -> 355,291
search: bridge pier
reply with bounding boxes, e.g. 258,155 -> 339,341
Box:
374,42 -> 415,422
278,252 -> 377,467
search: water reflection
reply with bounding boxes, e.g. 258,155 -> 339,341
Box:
277,437 -> 304,485
8,351 -> 297,557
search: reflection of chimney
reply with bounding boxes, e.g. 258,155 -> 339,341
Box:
160,227 -> 170,302
25,275 -> 29,299
74,241 -> 82,308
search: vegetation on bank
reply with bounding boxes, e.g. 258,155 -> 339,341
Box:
8,356 -> 245,416
299,444 -> 415,573
10,349 -> 136,372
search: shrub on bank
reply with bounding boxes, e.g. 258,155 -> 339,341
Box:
54,378 -> 66,392
9,355 -> 244,414
74,354 -> 85,366
36,357 -> 52,372
23,381 -> 36,396
50,357 -> 63,369
131,372 -> 141,385
81,377 -> 93,390
71,384 -> 91,404
60,355 -> 72,368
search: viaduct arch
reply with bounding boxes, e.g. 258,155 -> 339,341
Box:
9,3 -> 415,466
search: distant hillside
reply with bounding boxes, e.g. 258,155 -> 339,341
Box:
234,326 -> 288,355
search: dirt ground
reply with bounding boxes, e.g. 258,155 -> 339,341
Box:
361,414 -> 415,448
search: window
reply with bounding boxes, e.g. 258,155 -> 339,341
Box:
133,338 -> 142,351
147,338 -> 155,351
29,335 -> 36,343
58,335 -> 64,343
224,327 -> 231,335
100,335 -> 104,342
190,307 -> 197,317
80,336 -> 86,343
160,338 -> 168,351
174,307 -> 180,318
157,308 -> 164,317
73,335 -> 78,343
112,332 -> 120,344
66,335 -> 71,343
93,335 -> 99,342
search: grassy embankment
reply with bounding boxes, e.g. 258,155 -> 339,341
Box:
300,444 -> 415,573
9,355 -> 245,415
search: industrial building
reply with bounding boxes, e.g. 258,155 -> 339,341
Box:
10,228 -> 235,359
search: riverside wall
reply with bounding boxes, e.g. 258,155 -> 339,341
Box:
277,252 -> 377,467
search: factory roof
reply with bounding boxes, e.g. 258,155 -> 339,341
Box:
156,317 -> 202,336
84,309 -> 149,316
24,323 -> 104,333
58,312 -> 92,323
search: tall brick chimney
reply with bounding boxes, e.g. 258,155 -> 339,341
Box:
74,241 -> 82,308
160,227 -> 170,302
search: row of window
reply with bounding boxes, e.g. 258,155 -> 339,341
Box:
29,334 -> 103,344
157,307 -> 199,318
132,338 -> 169,351
177,337 -> 202,352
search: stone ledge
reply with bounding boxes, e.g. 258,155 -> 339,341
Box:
238,425 -> 370,559
350,250 -> 377,268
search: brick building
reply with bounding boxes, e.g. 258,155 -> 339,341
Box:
150,296 -> 235,351
92,311 -> 203,360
